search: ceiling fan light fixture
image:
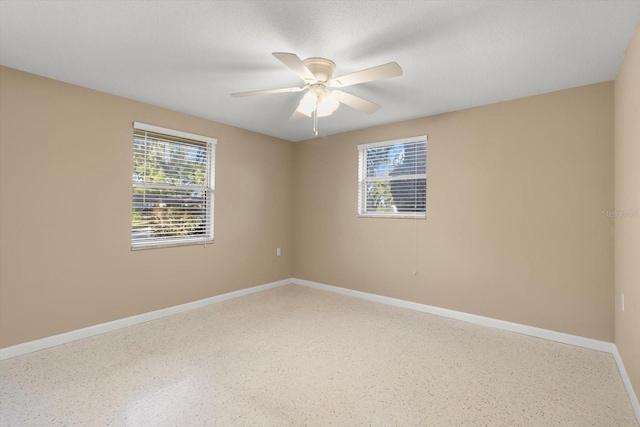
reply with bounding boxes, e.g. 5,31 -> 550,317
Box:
316,93 -> 339,117
297,90 -> 339,118
297,92 -> 318,117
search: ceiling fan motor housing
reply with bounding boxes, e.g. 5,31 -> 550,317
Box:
302,57 -> 336,83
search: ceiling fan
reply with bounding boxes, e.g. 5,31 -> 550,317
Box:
231,52 -> 403,135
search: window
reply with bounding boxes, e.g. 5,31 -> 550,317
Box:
358,136 -> 427,218
131,122 -> 216,249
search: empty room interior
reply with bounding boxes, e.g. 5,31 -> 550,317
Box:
0,1 -> 639,426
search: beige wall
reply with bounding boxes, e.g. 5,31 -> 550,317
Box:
615,23 -> 640,398
0,66 -> 294,348
0,66 -> 622,350
294,82 -> 615,342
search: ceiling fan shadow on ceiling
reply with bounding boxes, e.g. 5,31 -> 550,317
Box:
231,52 -> 403,136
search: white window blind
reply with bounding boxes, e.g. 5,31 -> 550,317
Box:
358,136 -> 427,218
132,122 -> 216,249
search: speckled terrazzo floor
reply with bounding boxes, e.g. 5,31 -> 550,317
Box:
0,284 -> 637,426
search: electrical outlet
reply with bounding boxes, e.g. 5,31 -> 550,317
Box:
621,293 -> 625,312
276,248 -> 281,257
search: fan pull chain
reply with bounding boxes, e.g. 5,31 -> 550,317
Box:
313,107 -> 318,136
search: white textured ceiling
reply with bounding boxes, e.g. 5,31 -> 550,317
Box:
1,1 -> 639,142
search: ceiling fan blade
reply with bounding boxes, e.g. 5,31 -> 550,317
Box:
273,52 -> 317,83
231,86 -> 305,98
332,91 -> 380,114
289,108 -> 310,121
329,62 -> 402,88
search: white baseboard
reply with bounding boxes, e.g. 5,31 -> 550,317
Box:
293,278 -> 614,352
613,345 -> 640,420
292,277 -> 640,422
0,278 -> 291,361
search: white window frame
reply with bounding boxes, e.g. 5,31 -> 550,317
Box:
131,122 -> 216,250
357,135 -> 427,219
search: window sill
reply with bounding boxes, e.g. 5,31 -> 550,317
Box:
131,238 -> 214,251
357,213 -> 426,219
